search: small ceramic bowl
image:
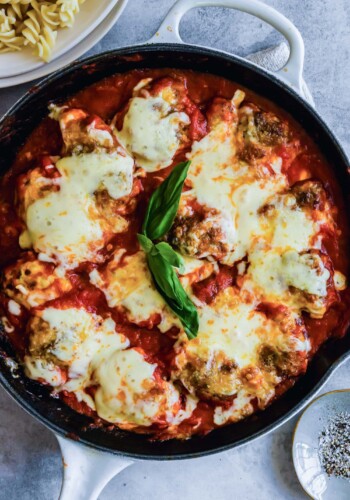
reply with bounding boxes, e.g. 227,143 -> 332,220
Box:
292,390 -> 350,500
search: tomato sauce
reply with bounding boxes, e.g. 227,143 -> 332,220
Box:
0,68 -> 349,439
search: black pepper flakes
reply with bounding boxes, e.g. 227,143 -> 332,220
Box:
319,411 -> 350,480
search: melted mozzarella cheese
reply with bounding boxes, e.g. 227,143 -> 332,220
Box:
117,95 -> 190,172
90,251 -> 215,333
243,249 -> 330,318
8,299 -> 21,316
90,251 -> 180,332
182,113 -> 288,264
175,287 -> 309,404
94,348 -> 188,427
227,177 -> 287,263
180,255 -> 217,292
86,125 -> 115,148
185,288 -> 287,369
238,190 -> 328,317
94,348 -> 158,425
24,358 -> 64,387
249,249 -> 330,297
24,307 -> 196,426
260,193 -> 320,251
214,392 -> 254,426
24,307 -> 129,391
334,271 -> 347,291
21,152 -> 134,269
4,258 -> 72,309
1,316 -> 14,333
182,118 -> 241,250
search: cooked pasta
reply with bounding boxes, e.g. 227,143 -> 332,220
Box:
0,0 -> 85,62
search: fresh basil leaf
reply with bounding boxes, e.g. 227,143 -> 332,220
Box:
138,160 -> 198,339
147,249 -> 198,339
147,249 -> 181,301
155,241 -> 185,273
142,161 -> 191,240
137,233 -> 153,254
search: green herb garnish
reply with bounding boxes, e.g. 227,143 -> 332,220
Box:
142,161 -> 191,239
138,161 -> 198,339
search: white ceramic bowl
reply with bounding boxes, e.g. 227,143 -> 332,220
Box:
0,0 -> 123,79
293,390 -> 350,500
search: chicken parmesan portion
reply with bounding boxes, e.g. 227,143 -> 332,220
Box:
94,348 -> 196,429
89,251 -> 214,332
24,307 -> 129,389
49,105 -> 117,155
236,101 -> 297,165
243,249 -> 337,319
168,92 -> 296,264
1,252 -> 72,309
174,287 -> 309,407
115,77 -> 204,172
1,69 -> 349,442
17,149 -> 135,269
51,105 -> 143,221
24,306 -> 195,428
89,250 -> 180,332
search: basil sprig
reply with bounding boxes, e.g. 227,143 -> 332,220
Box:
138,161 -> 199,339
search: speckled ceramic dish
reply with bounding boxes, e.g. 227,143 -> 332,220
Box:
293,390 -> 350,500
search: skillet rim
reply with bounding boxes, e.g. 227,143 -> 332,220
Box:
0,42 -> 349,460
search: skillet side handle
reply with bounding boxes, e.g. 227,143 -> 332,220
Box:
57,435 -> 133,500
148,0 -> 305,97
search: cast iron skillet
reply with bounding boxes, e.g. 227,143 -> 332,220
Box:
0,0 -> 349,483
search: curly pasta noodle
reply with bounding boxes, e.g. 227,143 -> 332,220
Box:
0,0 -> 85,62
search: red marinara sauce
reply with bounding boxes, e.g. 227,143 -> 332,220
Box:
0,68 -> 349,439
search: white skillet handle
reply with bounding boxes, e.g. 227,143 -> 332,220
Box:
57,435 -> 133,500
148,0 -> 305,96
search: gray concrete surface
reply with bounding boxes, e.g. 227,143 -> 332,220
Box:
0,1 -> 349,499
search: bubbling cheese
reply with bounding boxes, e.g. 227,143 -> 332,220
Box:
259,192 -> 321,252
24,307 -> 129,391
24,307 -> 196,427
90,251 -> 180,332
179,100 -> 288,264
243,249 -> 331,318
94,349 -> 157,426
8,299 -> 21,316
94,348 -> 196,428
90,251 -> 215,332
117,95 -> 190,172
175,287 -> 310,406
21,152 -> 134,269
24,358 -> 65,387
2,257 -> 72,309
227,177 -> 287,263
214,392 -> 254,426
188,287 -> 307,369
